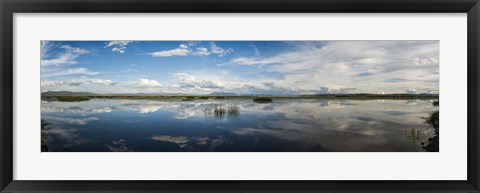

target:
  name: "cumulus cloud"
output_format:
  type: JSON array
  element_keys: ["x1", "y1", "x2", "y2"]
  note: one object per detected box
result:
[
  {"x1": 172, "y1": 73, "x2": 224, "y2": 89},
  {"x1": 405, "y1": 88, "x2": 417, "y2": 94},
  {"x1": 105, "y1": 41, "x2": 130, "y2": 48},
  {"x1": 194, "y1": 47, "x2": 210, "y2": 56},
  {"x1": 87, "y1": 79, "x2": 116, "y2": 86},
  {"x1": 413, "y1": 57, "x2": 439, "y2": 65},
  {"x1": 222, "y1": 41, "x2": 439, "y2": 94},
  {"x1": 148, "y1": 71, "x2": 363, "y2": 96},
  {"x1": 147, "y1": 43, "x2": 233, "y2": 58},
  {"x1": 424, "y1": 88, "x2": 439, "y2": 94},
  {"x1": 138, "y1": 78, "x2": 162, "y2": 87},
  {"x1": 105, "y1": 41, "x2": 131, "y2": 53},
  {"x1": 316, "y1": 87, "x2": 357, "y2": 94},
  {"x1": 112, "y1": 47, "x2": 126, "y2": 53}
]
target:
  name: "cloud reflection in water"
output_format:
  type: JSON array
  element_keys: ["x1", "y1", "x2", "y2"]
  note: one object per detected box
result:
[{"x1": 41, "y1": 99, "x2": 437, "y2": 152}]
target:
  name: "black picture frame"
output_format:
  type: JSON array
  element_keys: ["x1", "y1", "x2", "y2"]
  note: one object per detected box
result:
[{"x1": 1, "y1": 0, "x2": 479, "y2": 192}]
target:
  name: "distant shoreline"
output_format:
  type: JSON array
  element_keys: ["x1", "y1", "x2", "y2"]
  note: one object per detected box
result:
[{"x1": 41, "y1": 94, "x2": 439, "y2": 102}]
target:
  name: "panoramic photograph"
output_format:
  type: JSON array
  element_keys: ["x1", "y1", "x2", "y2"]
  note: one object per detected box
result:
[{"x1": 40, "y1": 40, "x2": 439, "y2": 152}]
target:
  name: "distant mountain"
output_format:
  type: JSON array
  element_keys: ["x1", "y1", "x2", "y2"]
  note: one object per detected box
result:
[
  {"x1": 41, "y1": 91, "x2": 98, "y2": 96},
  {"x1": 209, "y1": 92, "x2": 238, "y2": 96}
]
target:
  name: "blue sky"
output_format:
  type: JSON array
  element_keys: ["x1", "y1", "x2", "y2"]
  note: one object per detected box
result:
[{"x1": 41, "y1": 41, "x2": 439, "y2": 95}]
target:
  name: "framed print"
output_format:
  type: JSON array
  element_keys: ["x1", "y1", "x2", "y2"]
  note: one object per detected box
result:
[{"x1": 1, "y1": 0, "x2": 479, "y2": 192}]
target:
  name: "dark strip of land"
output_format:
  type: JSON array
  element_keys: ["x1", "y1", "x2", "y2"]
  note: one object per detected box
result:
[{"x1": 41, "y1": 93, "x2": 439, "y2": 102}]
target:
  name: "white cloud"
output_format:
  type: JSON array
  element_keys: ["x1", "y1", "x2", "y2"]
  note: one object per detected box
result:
[
  {"x1": 41, "y1": 78, "x2": 116, "y2": 88},
  {"x1": 42, "y1": 68, "x2": 99, "y2": 78},
  {"x1": 42, "y1": 116, "x2": 99, "y2": 125},
  {"x1": 105, "y1": 41, "x2": 131, "y2": 53},
  {"x1": 172, "y1": 73, "x2": 224, "y2": 89},
  {"x1": 210, "y1": 42, "x2": 233, "y2": 56},
  {"x1": 88, "y1": 79, "x2": 116, "y2": 86},
  {"x1": 41, "y1": 45, "x2": 89, "y2": 66},
  {"x1": 147, "y1": 42, "x2": 233, "y2": 58},
  {"x1": 137, "y1": 105, "x2": 164, "y2": 114},
  {"x1": 413, "y1": 57, "x2": 439, "y2": 65},
  {"x1": 107, "y1": 139, "x2": 130, "y2": 152},
  {"x1": 41, "y1": 54, "x2": 78, "y2": 66},
  {"x1": 60, "y1": 45, "x2": 89, "y2": 55},
  {"x1": 315, "y1": 87, "x2": 357, "y2": 94},
  {"x1": 41, "y1": 105, "x2": 115, "y2": 115},
  {"x1": 149, "y1": 72, "x2": 350, "y2": 95},
  {"x1": 105, "y1": 41, "x2": 129, "y2": 48},
  {"x1": 225, "y1": 57, "x2": 271, "y2": 66},
  {"x1": 41, "y1": 41, "x2": 53, "y2": 58},
  {"x1": 187, "y1": 41, "x2": 200, "y2": 46},
  {"x1": 112, "y1": 47, "x2": 126, "y2": 53},
  {"x1": 147, "y1": 46, "x2": 189, "y2": 57},
  {"x1": 222, "y1": 41, "x2": 439, "y2": 94},
  {"x1": 41, "y1": 80, "x2": 83, "y2": 87},
  {"x1": 405, "y1": 88, "x2": 417, "y2": 94},
  {"x1": 193, "y1": 47, "x2": 210, "y2": 56},
  {"x1": 138, "y1": 78, "x2": 162, "y2": 87},
  {"x1": 150, "y1": 135, "x2": 189, "y2": 148}
]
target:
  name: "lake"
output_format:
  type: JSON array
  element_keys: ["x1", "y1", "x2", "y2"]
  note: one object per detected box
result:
[{"x1": 41, "y1": 99, "x2": 438, "y2": 152}]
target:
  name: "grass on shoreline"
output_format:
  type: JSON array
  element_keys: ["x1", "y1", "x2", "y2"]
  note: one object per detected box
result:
[
  {"x1": 43, "y1": 96, "x2": 90, "y2": 102},
  {"x1": 422, "y1": 101, "x2": 439, "y2": 152},
  {"x1": 253, "y1": 97, "x2": 273, "y2": 103}
]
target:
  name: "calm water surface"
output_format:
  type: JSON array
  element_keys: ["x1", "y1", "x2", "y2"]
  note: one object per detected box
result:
[{"x1": 41, "y1": 99, "x2": 437, "y2": 152}]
